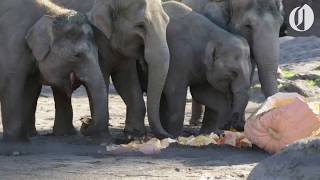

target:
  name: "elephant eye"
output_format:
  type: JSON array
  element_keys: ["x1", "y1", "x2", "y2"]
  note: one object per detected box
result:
[
  {"x1": 244, "y1": 24, "x2": 252, "y2": 31},
  {"x1": 73, "y1": 52, "x2": 83, "y2": 59},
  {"x1": 135, "y1": 23, "x2": 146, "y2": 34},
  {"x1": 230, "y1": 70, "x2": 238, "y2": 79}
]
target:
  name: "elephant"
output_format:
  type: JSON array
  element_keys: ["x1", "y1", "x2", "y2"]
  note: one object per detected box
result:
[
  {"x1": 0, "y1": 0, "x2": 109, "y2": 141},
  {"x1": 0, "y1": 0, "x2": 171, "y2": 142},
  {"x1": 44, "y1": 0, "x2": 171, "y2": 139},
  {"x1": 138, "y1": 2, "x2": 251, "y2": 137},
  {"x1": 280, "y1": 0, "x2": 320, "y2": 37},
  {"x1": 180, "y1": 0, "x2": 284, "y2": 126}
]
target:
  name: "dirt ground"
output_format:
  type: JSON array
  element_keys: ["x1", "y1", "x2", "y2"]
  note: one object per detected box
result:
[
  {"x1": 0, "y1": 36, "x2": 320, "y2": 179},
  {"x1": 0, "y1": 88, "x2": 268, "y2": 180}
]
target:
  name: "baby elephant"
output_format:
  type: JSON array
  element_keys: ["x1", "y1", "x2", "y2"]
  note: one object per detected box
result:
[
  {"x1": 144, "y1": 2, "x2": 251, "y2": 137},
  {"x1": 0, "y1": 0, "x2": 109, "y2": 141}
]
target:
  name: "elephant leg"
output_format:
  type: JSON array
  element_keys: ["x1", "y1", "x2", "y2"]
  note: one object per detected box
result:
[
  {"x1": 160, "y1": 94, "x2": 168, "y2": 129},
  {"x1": 200, "y1": 107, "x2": 220, "y2": 134},
  {"x1": 111, "y1": 60, "x2": 146, "y2": 139},
  {"x1": 25, "y1": 75, "x2": 42, "y2": 137},
  {"x1": 1, "y1": 75, "x2": 32, "y2": 142},
  {"x1": 190, "y1": 99, "x2": 204, "y2": 126},
  {"x1": 190, "y1": 85, "x2": 232, "y2": 133},
  {"x1": 52, "y1": 87, "x2": 76, "y2": 136},
  {"x1": 162, "y1": 86, "x2": 188, "y2": 137}
]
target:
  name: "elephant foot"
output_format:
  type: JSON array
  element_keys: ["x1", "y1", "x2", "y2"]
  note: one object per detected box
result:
[
  {"x1": 2, "y1": 134, "x2": 29, "y2": 143},
  {"x1": 124, "y1": 127, "x2": 146, "y2": 141},
  {"x1": 230, "y1": 113, "x2": 245, "y2": 131},
  {"x1": 164, "y1": 123, "x2": 183, "y2": 138},
  {"x1": 114, "y1": 135, "x2": 145, "y2": 146},
  {"x1": 53, "y1": 126, "x2": 77, "y2": 136},
  {"x1": 231, "y1": 122, "x2": 245, "y2": 131},
  {"x1": 80, "y1": 122, "x2": 111, "y2": 137},
  {"x1": 189, "y1": 117, "x2": 202, "y2": 126},
  {"x1": 28, "y1": 128, "x2": 38, "y2": 137},
  {"x1": 165, "y1": 130, "x2": 181, "y2": 139},
  {"x1": 79, "y1": 116, "x2": 112, "y2": 144}
]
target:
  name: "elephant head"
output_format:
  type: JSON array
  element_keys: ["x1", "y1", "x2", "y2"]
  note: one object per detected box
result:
[
  {"x1": 204, "y1": 37, "x2": 251, "y2": 130},
  {"x1": 226, "y1": 0, "x2": 283, "y2": 97},
  {"x1": 87, "y1": 0, "x2": 171, "y2": 138},
  {"x1": 183, "y1": 0, "x2": 283, "y2": 97},
  {"x1": 26, "y1": 12, "x2": 109, "y2": 137}
]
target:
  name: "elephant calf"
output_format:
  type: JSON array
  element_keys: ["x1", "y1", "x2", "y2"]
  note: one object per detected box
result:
[
  {"x1": 0, "y1": 0, "x2": 109, "y2": 142},
  {"x1": 182, "y1": 0, "x2": 284, "y2": 126},
  {"x1": 139, "y1": 2, "x2": 251, "y2": 137}
]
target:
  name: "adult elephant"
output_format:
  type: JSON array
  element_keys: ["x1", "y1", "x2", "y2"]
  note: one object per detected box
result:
[
  {"x1": 281, "y1": 0, "x2": 320, "y2": 37},
  {"x1": 0, "y1": 0, "x2": 108, "y2": 142},
  {"x1": 181, "y1": 0, "x2": 283, "y2": 126},
  {"x1": 49, "y1": 0, "x2": 171, "y2": 138}
]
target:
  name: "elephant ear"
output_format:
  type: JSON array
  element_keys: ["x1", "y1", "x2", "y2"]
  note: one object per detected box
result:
[
  {"x1": 87, "y1": 0, "x2": 113, "y2": 39},
  {"x1": 26, "y1": 15, "x2": 54, "y2": 61},
  {"x1": 203, "y1": 2, "x2": 229, "y2": 27},
  {"x1": 225, "y1": 0, "x2": 250, "y2": 21},
  {"x1": 204, "y1": 41, "x2": 217, "y2": 68}
]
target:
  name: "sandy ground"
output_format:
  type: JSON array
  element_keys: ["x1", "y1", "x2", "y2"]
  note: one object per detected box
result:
[
  {"x1": 0, "y1": 88, "x2": 268, "y2": 179},
  {"x1": 0, "y1": 89, "x2": 268, "y2": 180},
  {"x1": 0, "y1": 36, "x2": 319, "y2": 179}
]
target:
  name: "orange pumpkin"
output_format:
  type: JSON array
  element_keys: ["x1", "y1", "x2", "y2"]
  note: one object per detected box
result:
[{"x1": 244, "y1": 93, "x2": 320, "y2": 154}]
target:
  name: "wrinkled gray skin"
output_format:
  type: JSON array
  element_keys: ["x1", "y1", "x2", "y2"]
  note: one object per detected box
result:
[
  {"x1": 281, "y1": 0, "x2": 320, "y2": 37},
  {"x1": 248, "y1": 138, "x2": 320, "y2": 180},
  {"x1": 0, "y1": 0, "x2": 108, "y2": 141},
  {"x1": 139, "y1": 2, "x2": 251, "y2": 137},
  {"x1": 182, "y1": 0, "x2": 283, "y2": 126},
  {"x1": 190, "y1": 85, "x2": 238, "y2": 134},
  {"x1": 47, "y1": 0, "x2": 171, "y2": 139}
]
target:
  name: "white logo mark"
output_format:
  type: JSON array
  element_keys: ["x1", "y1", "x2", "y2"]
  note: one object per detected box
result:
[{"x1": 289, "y1": 4, "x2": 314, "y2": 32}]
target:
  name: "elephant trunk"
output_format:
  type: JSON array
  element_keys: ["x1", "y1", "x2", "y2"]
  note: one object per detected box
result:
[
  {"x1": 231, "y1": 60, "x2": 251, "y2": 130},
  {"x1": 144, "y1": 23, "x2": 172, "y2": 139},
  {"x1": 79, "y1": 62, "x2": 109, "y2": 136},
  {"x1": 252, "y1": 20, "x2": 280, "y2": 97}
]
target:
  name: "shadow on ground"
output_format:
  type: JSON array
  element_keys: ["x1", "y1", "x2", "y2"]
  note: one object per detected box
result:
[{"x1": 0, "y1": 127, "x2": 269, "y2": 169}]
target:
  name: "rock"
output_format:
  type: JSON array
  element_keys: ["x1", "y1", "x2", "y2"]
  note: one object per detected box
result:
[
  {"x1": 280, "y1": 37, "x2": 320, "y2": 65},
  {"x1": 278, "y1": 62, "x2": 320, "y2": 97},
  {"x1": 293, "y1": 73, "x2": 320, "y2": 81},
  {"x1": 248, "y1": 138, "x2": 320, "y2": 180},
  {"x1": 279, "y1": 80, "x2": 309, "y2": 96},
  {"x1": 279, "y1": 79, "x2": 320, "y2": 97},
  {"x1": 282, "y1": 61, "x2": 320, "y2": 75}
]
